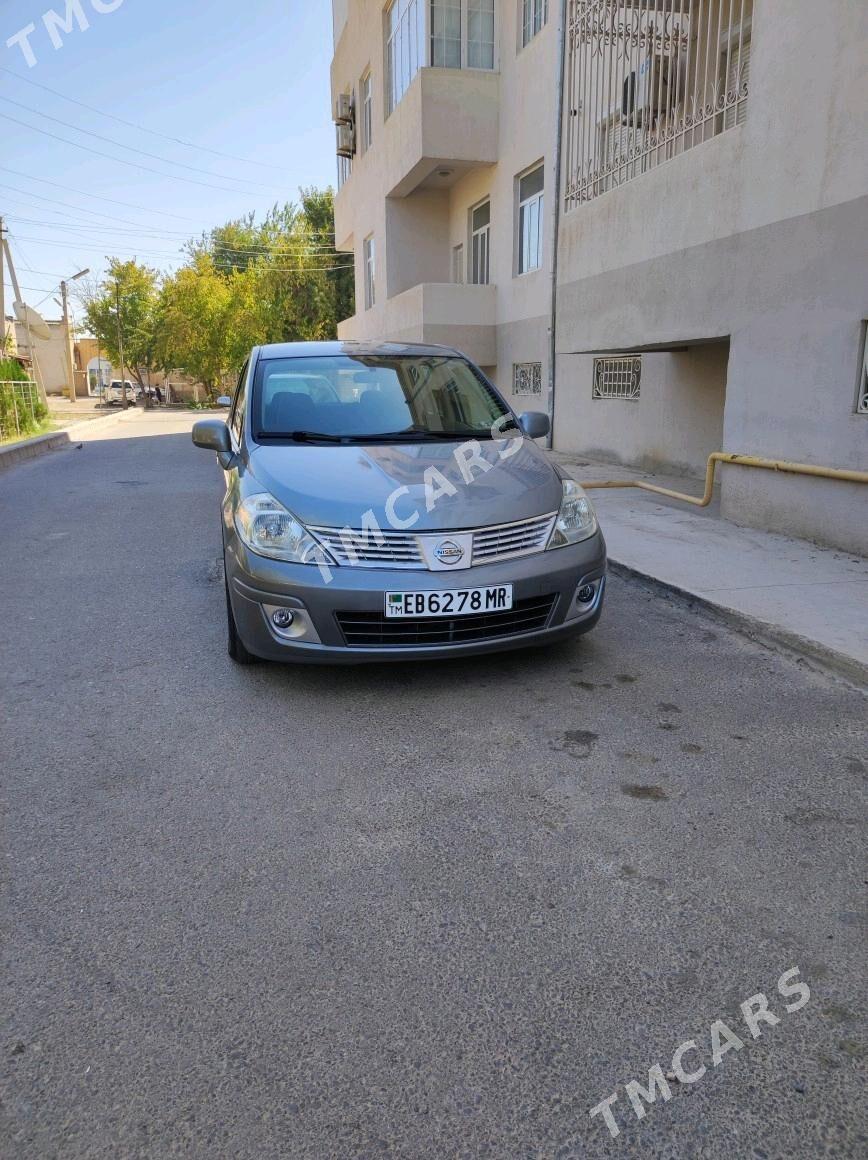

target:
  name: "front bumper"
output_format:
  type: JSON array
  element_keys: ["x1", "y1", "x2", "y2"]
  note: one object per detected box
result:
[{"x1": 224, "y1": 529, "x2": 607, "y2": 664}]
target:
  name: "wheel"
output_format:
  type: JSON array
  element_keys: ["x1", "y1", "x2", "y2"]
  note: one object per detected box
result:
[{"x1": 225, "y1": 574, "x2": 257, "y2": 665}]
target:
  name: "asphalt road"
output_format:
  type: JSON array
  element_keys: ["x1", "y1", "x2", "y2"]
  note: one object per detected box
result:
[{"x1": 1, "y1": 413, "x2": 865, "y2": 1159}]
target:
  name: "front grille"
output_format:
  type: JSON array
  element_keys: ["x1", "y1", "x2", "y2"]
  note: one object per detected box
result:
[
  {"x1": 310, "y1": 513, "x2": 557, "y2": 571},
  {"x1": 472, "y1": 513, "x2": 555, "y2": 563},
  {"x1": 335, "y1": 594, "x2": 558, "y2": 648},
  {"x1": 310, "y1": 527, "x2": 424, "y2": 568}
]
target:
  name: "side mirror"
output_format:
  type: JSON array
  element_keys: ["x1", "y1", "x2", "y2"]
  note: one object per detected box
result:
[
  {"x1": 518, "y1": 411, "x2": 550, "y2": 439},
  {"x1": 192, "y1": 419, "x2": 232, "y2": 453},
  {"x1": 215, "y1": 395, "x2": 232, "y2": 408}
]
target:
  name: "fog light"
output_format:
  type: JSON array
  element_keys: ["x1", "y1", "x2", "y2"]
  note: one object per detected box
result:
[
  {"x1": 271, "y1": 608, "x2": 295, "y2": 629},
  {"x1": 577, "y1": 584, "x2": 596, "y2": 605}
]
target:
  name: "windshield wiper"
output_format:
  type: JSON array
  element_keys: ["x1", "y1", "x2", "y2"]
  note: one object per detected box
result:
[
  {"x1": 259, "y1": 426, "x2": 510, "y2": 444},
  {"x1": 259, "y1": 430, "x2": 349, "y2": 443},
  {"x1": 357, "y1": 427, "x2": 499, "y2": 442}
]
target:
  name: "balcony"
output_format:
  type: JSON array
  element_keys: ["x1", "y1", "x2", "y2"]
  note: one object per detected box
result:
[
  {"x1": 382, "y1": 67, "x2": 499, "y2": 198},
  {"x1": 337, "y1": 282, "x2": 497, "y2": 367}
]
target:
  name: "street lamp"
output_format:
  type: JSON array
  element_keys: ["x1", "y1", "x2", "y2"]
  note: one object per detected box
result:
[{"x1": 60, "y1": 268, "x2": 89, "y2": 404}]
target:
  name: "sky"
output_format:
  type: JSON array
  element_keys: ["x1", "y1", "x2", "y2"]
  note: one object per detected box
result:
[{"x1": 0, "y1": 0, "x2": 337, "y2": 324}]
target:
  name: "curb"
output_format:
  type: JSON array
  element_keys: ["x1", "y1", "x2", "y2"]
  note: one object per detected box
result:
[
  {"x1": 0, "y1": 409, "x2": 142, "y2": 473},
  {"x1": 608, "y1": 559, "x2": 868, "y2": 690}
]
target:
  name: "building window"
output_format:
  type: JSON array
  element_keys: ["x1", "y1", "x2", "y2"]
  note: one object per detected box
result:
[
  {"x1": 467, "y1": 0, "x2": 495, "y2": 69},
  {"x1": 431, "y1": 0, "x2": 462, "y2": 66},
  {"x1": 565, "y1": 0, "x2": 753, "y2": 209},
  {"x1": 386, "y1": 0, "x2": 424, "y2": 116},
  {"x1": 387, "y1": 1, "x2": 496, "y2": 115},
  {"x1": 722, "y1": 32, "x2": 751, "y2": 130},
  {"x1": 470, "y1": 200, "x2": 491, "y2": 285},
  {"x1": 593, "y1": 356, "x2": 641, "y2": 400},
  {"x1": 857, "y1": 322, "x2": 868, "y2": 415},
  {"x1": 520, "y1": 0, "x2": 547, "y2": 48},
  {"x1": 517, "y1": 164, "x2": 544, "y2": 274},
  {"x1": 361, "y1": 70, "x2": 373, "y2": 152},
  {"x1": 431, "y1": 0, "x2": 495, "y2": 70},
  {"x1": 452, "y1": 243, "x2": 465, "y2": 284},
  {"x1": 363, "y1": 235, "x2": 376, "y2": 309},
  {"x1": 337, "y1": 154, "x2": 352, "y2": 190},
  {"x1": 513, "y1": 361, "x2": 542, "y2": 396},
  {"x1": 335, "y1": 86, "x2": 354, "y2": 187}
]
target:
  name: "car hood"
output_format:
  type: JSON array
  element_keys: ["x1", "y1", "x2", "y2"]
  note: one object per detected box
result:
[{"x1": 246, "y1": 438, "x2": 563, "y2": 530}]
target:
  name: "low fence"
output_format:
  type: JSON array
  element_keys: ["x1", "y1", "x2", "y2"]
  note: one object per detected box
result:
[{"x1": 0, "y1": 380, "x2": 44, "y2": 441}]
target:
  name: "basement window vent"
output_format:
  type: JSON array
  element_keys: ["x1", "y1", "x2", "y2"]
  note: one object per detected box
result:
[
  {"x1": 513, "y1": 361, "x2": 543, "y2": 396},
  {"x1": 593, "y1": 356, "x2": 641, "y2": 400},
  {"x1": 858, "y1": 323, "x2": 868, "y2": 415}
]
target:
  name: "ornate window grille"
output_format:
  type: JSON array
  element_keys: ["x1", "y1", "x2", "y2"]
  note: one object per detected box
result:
[
  {"x1": 593, "y1": 356, "x2": 641, "y2": 399},
  {"x1": 565, "y1": 0, "x2": 752, "y2": 210},
  {"x1": 513, "y1": 362, "x2": 543, "y2": 396}
]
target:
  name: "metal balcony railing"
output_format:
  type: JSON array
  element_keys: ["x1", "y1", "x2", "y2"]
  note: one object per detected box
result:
[{"x1": 565, "y1": 0, "x2": 752, "y2": 209}]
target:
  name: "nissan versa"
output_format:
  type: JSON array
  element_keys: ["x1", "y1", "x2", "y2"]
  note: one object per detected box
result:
[{"x1": 192, "y1": 342, "x2": 606, "y2": 664}]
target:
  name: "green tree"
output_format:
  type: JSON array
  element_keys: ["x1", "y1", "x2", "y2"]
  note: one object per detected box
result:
[
  {"x1": 82, "y1": 259, "x2": 161, "y2": 390},
  {"x1": 94, "y1": 188, "x2": 354, "y2": 394},
  {"x1": 156, "y1": 254, "x2": 244, "y2": 395}
]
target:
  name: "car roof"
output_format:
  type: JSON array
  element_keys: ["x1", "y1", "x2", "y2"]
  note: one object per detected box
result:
[{"x1": 255, "y1": 340, "x2": 463, "y2": 360}]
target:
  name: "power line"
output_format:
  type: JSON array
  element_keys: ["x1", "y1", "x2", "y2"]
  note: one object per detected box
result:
[
  {"x1": 2, "y1": 213, "x2": 340, "y2": 249},
  {"x1": 0, "y1": 66, "x2": 297, "y2": 174},
  {"x1": 0, "y1": 180, "x2": 204, "y2": 233},
  {"x1": 0, "y1": 166, "x2": 339, "y2": 242},
  {"x1": 0, "y1": 165, "x2": 203, "y2": 223},
  {"x1": 0, "y1": 111, "x2": 287, "y2": 198},
  {"x1": 6, "y1": 233, "x2": 354, "y2": 272},
  {"x1": 0, "y1": 94, "x2": 289, "y2": 194},
  {"x1": 1, "y1": 210, "x2": 342, "y2": 253},
  {"x1": 3, "y1": 284, "x2": 62, "y2": 295}
]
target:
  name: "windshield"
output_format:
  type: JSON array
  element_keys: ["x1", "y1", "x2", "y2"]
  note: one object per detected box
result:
[{"x1": 252, "y1": 354, "x2": 514, "y2": 442}]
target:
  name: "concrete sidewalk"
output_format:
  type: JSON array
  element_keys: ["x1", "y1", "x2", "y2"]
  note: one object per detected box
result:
[{"x1": 555, "y1": 453, "x2": 868, "y2": 685}]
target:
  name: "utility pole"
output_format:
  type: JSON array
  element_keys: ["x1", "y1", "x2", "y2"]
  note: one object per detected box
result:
[
  {"x1": 115, "y1": 282, "x2": 127, "y2": 409},
  {"x1": 60, "y1": 280, "x2": 76, "y2": 404},
  {"x1": 3, "y1": 236, "x2": 45, "y2": 401},
  {"x1": 96, "y1": 336, "x2": 104, "y2": 403}
]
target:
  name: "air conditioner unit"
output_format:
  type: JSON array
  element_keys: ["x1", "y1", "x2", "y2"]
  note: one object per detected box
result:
[
  {"x1": 334, "y1": 92, "x2": 354, "y2": 125},
  {"x1": 622, "y1": 55, "x2": 672, "y2": 126},
  {"x1": 336, "y1": 122, "x2": 355, "y2": 158}
]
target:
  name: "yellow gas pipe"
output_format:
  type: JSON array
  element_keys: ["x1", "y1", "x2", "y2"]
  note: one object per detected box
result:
[{"x1": 581, "y1": 452, "x2": 868, "y2": 507}]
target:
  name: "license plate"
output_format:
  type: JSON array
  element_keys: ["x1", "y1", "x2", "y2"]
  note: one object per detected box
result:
[{"x1": 385, "y1": 585, "x2": 513, "y2": 618}]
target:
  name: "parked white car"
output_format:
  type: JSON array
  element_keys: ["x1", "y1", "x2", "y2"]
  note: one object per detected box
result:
[{"x1": 106, "y1": 380, "x2": 137, "y2": 405}]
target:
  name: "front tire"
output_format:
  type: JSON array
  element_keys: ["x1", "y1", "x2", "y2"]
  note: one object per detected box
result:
[{"x1": 225, "y1": 574, "x2": 257, "y2": 665}]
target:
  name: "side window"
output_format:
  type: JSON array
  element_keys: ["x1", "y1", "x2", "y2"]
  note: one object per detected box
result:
[{"x1": 231, "y1": 360, "x2": 249, "y2": 442}]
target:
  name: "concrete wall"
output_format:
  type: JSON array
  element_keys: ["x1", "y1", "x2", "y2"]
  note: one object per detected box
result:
[
  {"x1": 556, "y1": 343, "x2": 729, "y2": 478},
  {"x1": 385, "y1": 191, "x2": 451, "y2": 297},
  {"x1": 555, "y1": 0, "x2": 868, "y2": 553}
]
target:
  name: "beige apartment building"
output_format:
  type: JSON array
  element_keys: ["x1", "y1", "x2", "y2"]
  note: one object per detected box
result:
[
  {"x1": 331, "y1": 0, "x2": 558, "y2": 399},
  {"x1": 330, "y1": 0, "x2": 868, "y2": 553}
]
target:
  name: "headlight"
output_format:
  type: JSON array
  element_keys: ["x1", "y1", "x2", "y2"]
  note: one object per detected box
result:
[
  {"x1": 547, "y1": 479, "x2": 598, "y2": 548},
  {"x1": 235, "y1": 493, "x2": 333, "y2": 564}
]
